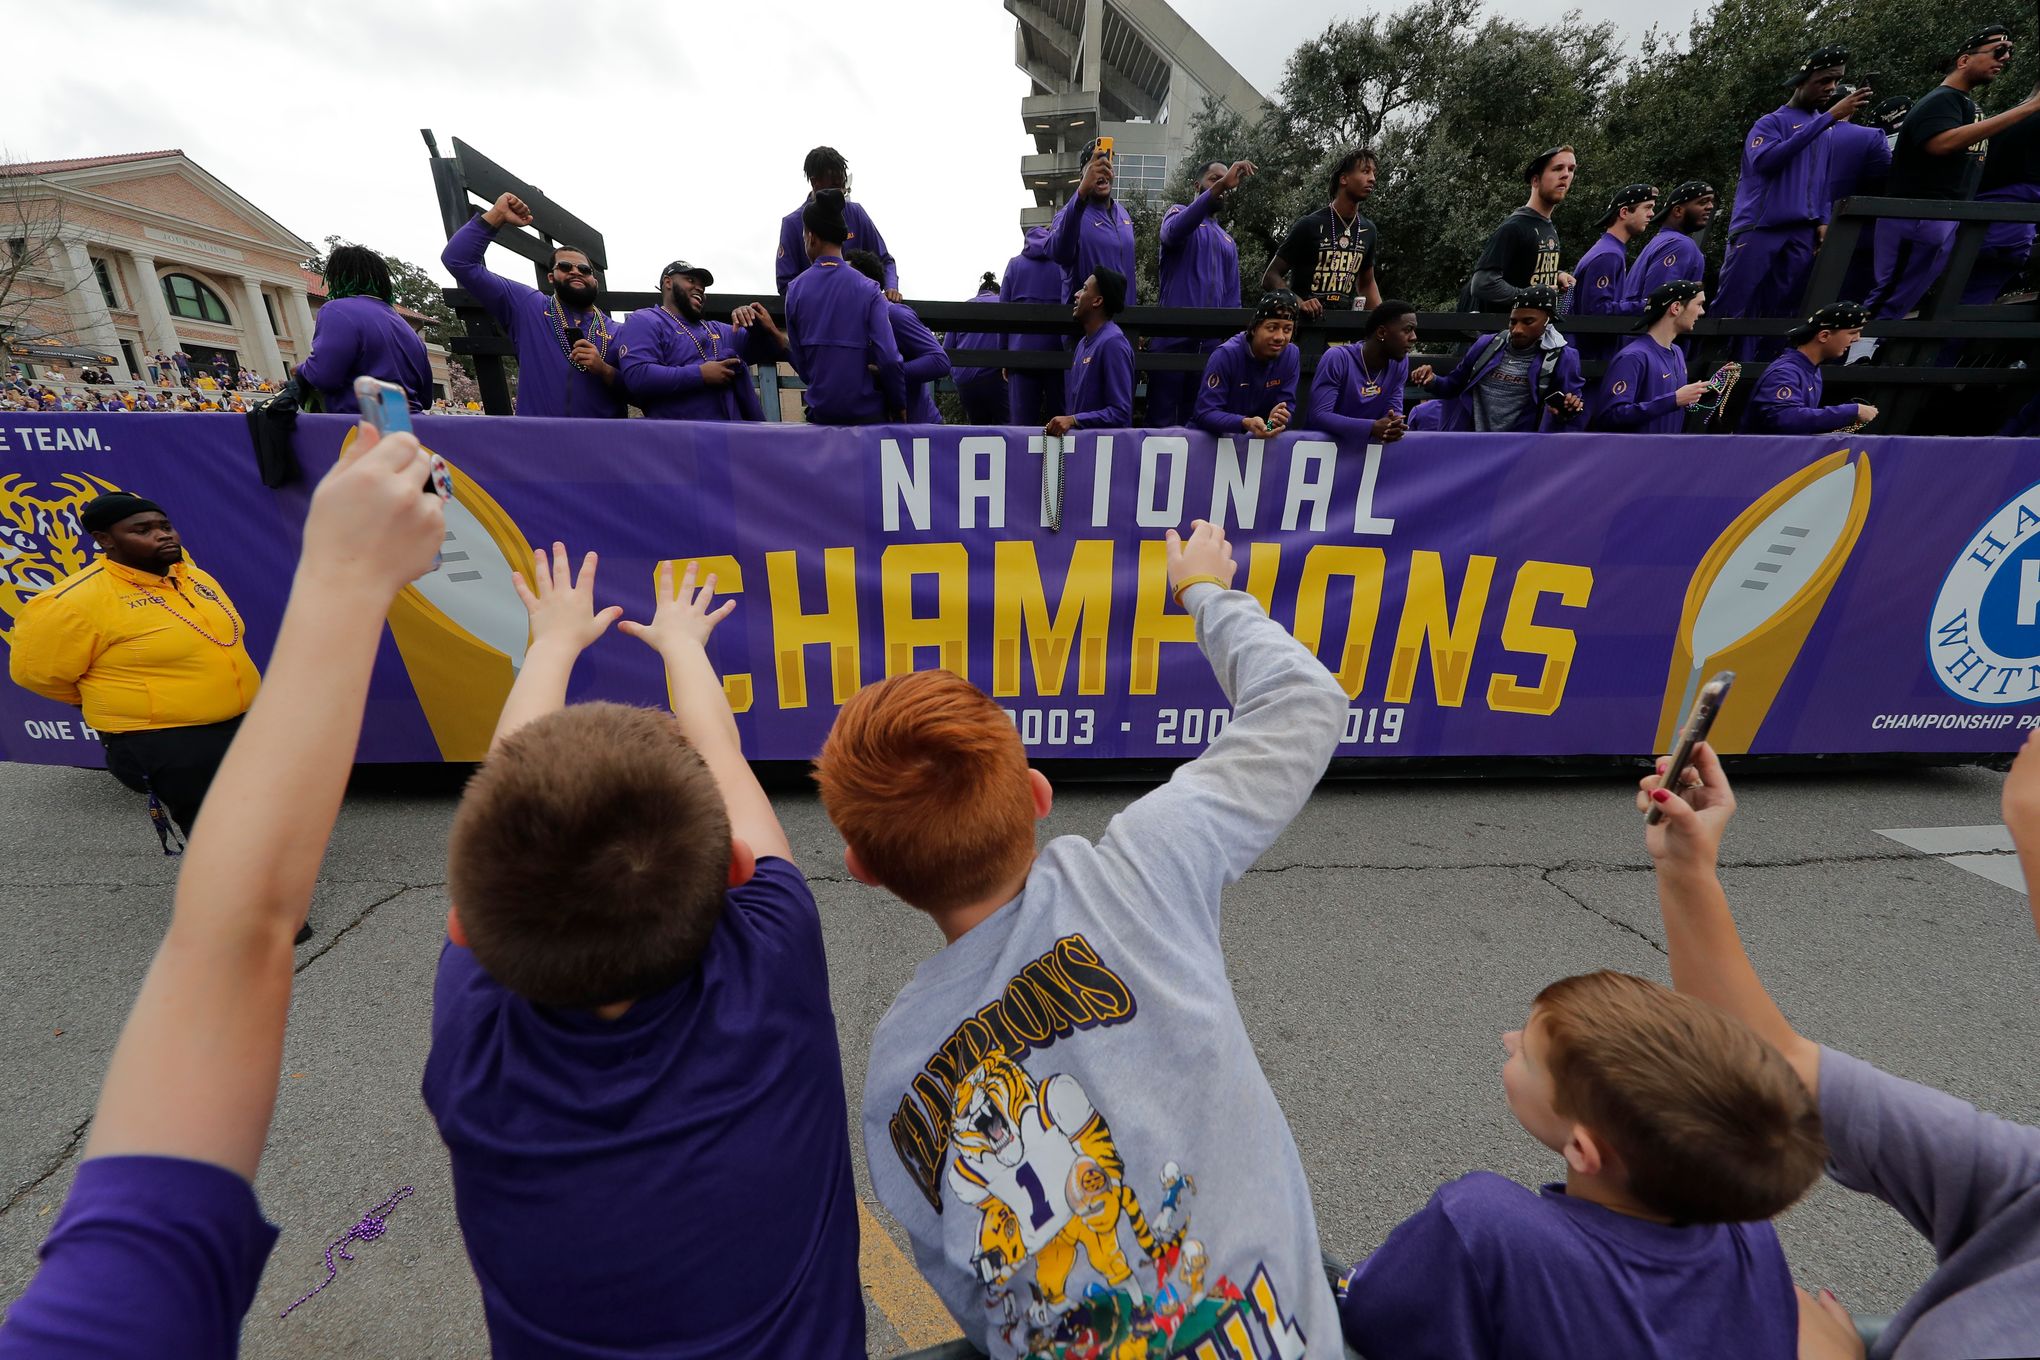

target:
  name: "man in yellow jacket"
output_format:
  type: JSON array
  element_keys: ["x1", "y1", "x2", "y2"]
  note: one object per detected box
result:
[{"x1": 10, "y1": 492, "x2": 261, "y2": 852}]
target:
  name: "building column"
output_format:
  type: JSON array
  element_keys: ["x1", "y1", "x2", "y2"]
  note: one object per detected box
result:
[
  {"x1": 58, "y1": 239, "x2": 121, "y2": 359},
  {"x1": 283, "y1": 286, "x2": 318, "y2": 371},
  {"x1": 124, "y1": 248, "x2": 182, "y2": 358},
  {"x1": 238, "y1": 276, "x2": 286, "y2": 381}
]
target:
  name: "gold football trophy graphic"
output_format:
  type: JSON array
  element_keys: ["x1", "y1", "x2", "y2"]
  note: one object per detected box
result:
[
  {"x1": 338, "y1": 429, "x2": 533, "y2": 760},
  {"x1": 1656, "y1": 449, "x2": 1872, "y2": 754}
]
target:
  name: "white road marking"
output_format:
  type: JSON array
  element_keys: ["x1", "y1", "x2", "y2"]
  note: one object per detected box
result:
[{"x1": 1876, "y1": 825, "x2": 2027, "y2": 894}]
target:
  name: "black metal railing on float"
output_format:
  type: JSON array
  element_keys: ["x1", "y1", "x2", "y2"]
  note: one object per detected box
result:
[{"x1": 425, "y1": 132, "x2": 2039, "y2": 437}]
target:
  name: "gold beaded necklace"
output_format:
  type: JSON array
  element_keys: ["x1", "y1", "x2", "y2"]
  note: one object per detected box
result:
[{"x1": 135, "y1": 573, "x2": 243, "y2": 648}]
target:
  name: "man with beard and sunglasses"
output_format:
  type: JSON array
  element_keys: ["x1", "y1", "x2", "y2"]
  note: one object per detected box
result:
[
  {"x1": 1867, "y1": 26, "x2": 2040, "y2": 319},
  {"x1": 440, "y1": 192, "x2": 625, "y2": 418},
  {"x1": 616, "y1": 261, "x2": 789, "y2": 423}
]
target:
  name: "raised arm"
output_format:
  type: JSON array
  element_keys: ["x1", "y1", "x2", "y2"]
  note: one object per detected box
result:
[
  {"x1": 1639, "y1": 742, "x2": 1821, "y2": 1094},
  {"x1": 86, "y1": 428, "x2": 444, "y2": 1177},
  {"x1": 439, "y1": 195, "x2": 537, "y2": 329},
  {"x1": 1923, "y1": 91, "x2": 2040, "y2": 156},
  {"x1": 1095, "y1": 521, "x2": 1347, "y2": 932},
  {"x1": 620, "y1": 561, "x2": 792, "y2": 863},
  {"x1": 486, "y1": 542, "x2": 624, "y2": 756},
  {"x1": 1746, "y1": 109, "x2": 1836, "y2": 173}
]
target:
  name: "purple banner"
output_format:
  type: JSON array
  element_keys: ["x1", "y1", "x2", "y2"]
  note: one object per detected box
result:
[{"x1": 3, "y1": 412, "x2": 2038, "y2": 767}]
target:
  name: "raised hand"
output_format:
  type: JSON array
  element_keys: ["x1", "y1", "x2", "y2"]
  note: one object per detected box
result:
[
  {"x1": 512, "y1": 542, "x2": 623, "y2": 655},
  {"x1": 1636, "y1": 741, "x2": 1736, "y2": 871},
  {"x1": 1218, "y1": 159, "x2": 1258, "y2": 194},
  {"x1": 620, "y1": 559, "x2": 737, "y2": 655},
  {"x1": 1829, "y1": 86, "x2": 1873, "y2": 123},
  {"x1": 483, "y1": 192, "x2": 534, "y2": 229},
  {"x1": 302, "y1": 428, "x2": 445, "y2": 599},
  {"x1": 1165, "y1": 519, "x2": 1238, "y2": 594}
]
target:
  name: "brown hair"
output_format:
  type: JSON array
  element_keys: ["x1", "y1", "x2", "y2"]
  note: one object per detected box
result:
[
  {"x1": 448, "y1": 703, "x2": 731, "y2": 1007},
  {"x1": 814, "y1": 671, "x2": 1036, "y2": 912},
  {"x1": 1534, "y1": 970, "x2": 1826, "y2": 1223}
]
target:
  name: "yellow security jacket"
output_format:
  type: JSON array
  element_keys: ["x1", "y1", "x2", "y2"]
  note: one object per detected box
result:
[{"x1": 9, "y1": 558, "x2": 260, "y2": 733}]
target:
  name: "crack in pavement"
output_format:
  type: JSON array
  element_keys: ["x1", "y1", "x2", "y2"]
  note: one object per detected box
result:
[
  {"x1": 1539, "y1": 867, "x2": 1667, "y2": 956},
  {"x1": 2, "y1": 1116, "x2": 91, "y2": 1218},
  {"x1": 294, "y1": 882, "x2": 444, "y2": 975}
]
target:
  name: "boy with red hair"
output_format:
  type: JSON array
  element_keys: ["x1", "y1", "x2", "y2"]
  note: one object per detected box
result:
[{"x1": 817, "y1": 521, "x2": 1348, "y2": 1359}]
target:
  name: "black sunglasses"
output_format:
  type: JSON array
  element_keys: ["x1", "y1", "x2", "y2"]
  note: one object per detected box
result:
[{"x1": 552, "y1": 261, "x2": 596, "y2": 276}]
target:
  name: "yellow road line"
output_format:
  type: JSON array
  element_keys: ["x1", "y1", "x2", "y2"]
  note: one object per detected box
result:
[{"x1": 859, "y1": 1198, "x2": 960, "y2": 1349}]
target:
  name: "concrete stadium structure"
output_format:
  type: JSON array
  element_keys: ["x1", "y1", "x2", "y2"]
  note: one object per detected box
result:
[{"x1": 1007, "y1": 0, "x2": 1268, "y2": 227}]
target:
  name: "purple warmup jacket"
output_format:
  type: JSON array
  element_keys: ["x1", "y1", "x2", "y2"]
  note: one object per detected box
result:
[
  {"x1": 784, "y1": 256, "x2": 906, "y2": 425},
  {"x1": 1000, "y1": 228, "x2": 1067, "y2": 349},
  {"x1": 888, "y1": 300, "x2": 950, "y2": 424},
  {"x1": 1727, "y1": 104, "x2": 1843, "y2": 233},
  {"x1": 295, "y1": 295, "x2": 431, "y2": 414},
  {"x1": 614, "y1": 308, "x2": 783, "y2": 422},
  {"x1": 1826, "y1": 120, "x2": 1893, "y2": 205},
  {"x1": 1741, "y1": 347, "x2": 1859, "y2": 434},
  {"x1": 1572, "y1": 232, "x2": 1638, "y2": 320},
  {"x1": 1048, "y1": 191, "x2": 1136, "y2": 306},
  {"x1": 1191, "y1": 332, "x2": 1299, "y2": 435},
  {"x1": 1308, "y1": 345, "x2": 1408, "y2": 444},
  {"x1": 948, "y1": 285, "x2": 1005, "y2": 385},
  {"x1": 1623, "y1": 227, "x2": 1706, "y2": 309},
  {"x1": 1157, "y1": 187, "x2": 1238, "y2": 309},
  {"x1": 1591, "y1": 335, "x2": 1689, "y2": 433},
  {"x1": 1064, "y1": 320, "x2": 1133, "y2": 428},
  {"x1": 776, "y1": 199, "x2": 895, "y2": 295},
  {"x1": 439, "y1": 214, "x2": 625, "y2": 418}
]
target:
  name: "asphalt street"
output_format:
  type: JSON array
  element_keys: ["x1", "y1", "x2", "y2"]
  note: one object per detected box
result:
[{"x1": 2, "y1": 756, "x2": 2035, "y2": 1357}]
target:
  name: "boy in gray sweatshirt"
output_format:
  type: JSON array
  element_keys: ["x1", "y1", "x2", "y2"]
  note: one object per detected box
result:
[{"x1": 817, "y1": 520, "x2": 1347, "y2": 1360}]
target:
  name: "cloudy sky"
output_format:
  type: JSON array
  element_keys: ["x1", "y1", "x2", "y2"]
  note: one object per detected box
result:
[{"x1": 10, "y1": 0, "x2": 1697, "y2": 301}]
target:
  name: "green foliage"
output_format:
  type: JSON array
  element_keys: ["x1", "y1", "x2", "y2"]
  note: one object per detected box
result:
[{"x1": 1177, "y1": 0, "x2": 2034, "y2": 308}]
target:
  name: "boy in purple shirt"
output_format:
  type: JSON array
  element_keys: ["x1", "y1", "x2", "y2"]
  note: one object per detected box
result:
[
  {"x1": 0, "y1": 427, "x2": 446, "y2": 1359},
  {"x1": 1621, "y1": 181, "x2": 1713, "y2": 308},
  {"x1": 1643, "y1": 736, "x2": 2040, "y2": 1357},
  {"x1": 1591, "y1": 279, "x2": 1709, "y2": 433},
  {"x1": 1149, "y1": 158, "x2": 1253, "y2": 426},
  {"x1": 776, "y1": 145, "x2": 897, "y2": 297},
  {"x1": 849, "y1": 249, "x2": 949, "y2": 423},
  {"x1": 785, "y1": 191, "x2": 907, "y2": 426},
  {"x1": 296, "y1": 245, "x2": 432, "y2": 414},
  {"x1": 422, "y1": 553, "x2": 863, "y2": 1358},
  {"x1": 440, "y1": 191, "x2": 625, "y2": 419},
  {"x1": 1049, "y1": 140, "x2": 1137, "y2": 314},
  {"x1": 1308, "y1": 299, "x2": 1416, "y2": 445},
  {"x1": 1741, "y1": 301, "x2": 1878, "y2": 434},
  {"x1": 1192, "y1": 290, "x2": 1299, "y2": 437},
  {"x1": 1338, "y1": 965, "x2": 1823, "y2": 1360},
  {"x1": 616, "y1": 260, "x2": 786, "y2": 422},
  {"x1": 1001, "y1": 226, "x2": 1069, "y2": 425},
  {"x1": 1047, "y1": 266, "x2": 1133, "y2": 433}
]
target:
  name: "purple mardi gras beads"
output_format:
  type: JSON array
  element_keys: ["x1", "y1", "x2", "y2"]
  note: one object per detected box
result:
[{"x1": 280, "y1": 1186, "x2": 415, "y2": 1319}]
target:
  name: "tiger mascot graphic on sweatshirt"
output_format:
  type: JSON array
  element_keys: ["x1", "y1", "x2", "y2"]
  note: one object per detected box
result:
[{"x1": 949, "y1": 1049, "x2": 1171, "y2": 1307}]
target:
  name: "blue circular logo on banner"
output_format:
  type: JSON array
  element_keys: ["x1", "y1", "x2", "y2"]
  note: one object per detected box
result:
[{"x1": 1929, "y1": 480, "x2": 2040, "y2": 705}]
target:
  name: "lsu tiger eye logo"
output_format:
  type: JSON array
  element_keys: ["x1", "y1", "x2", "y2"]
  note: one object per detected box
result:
[
  {"x1": 1611, "y1": 380, "x2": 1629, "y2": 396},
  {"x1": 0, "y1": 473, "x2": 121, "y2": 646},
  {"x1": 1929, "y1": 479, "x2": 2040, "y2": 705}
]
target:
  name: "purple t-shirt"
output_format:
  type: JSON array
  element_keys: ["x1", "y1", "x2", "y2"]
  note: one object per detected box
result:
[
  {"x1": 420, "y1": 856, "x2": 863, "y2": 1359},
  {"x1": 1819, "y1": 1046, "x2": 2040, "y2": 1359},
  {"x1": 1337, "y1": 1171, "x2": 1796, "y2": 1360},
  {"x1": 0, "y1": 1156, "x2": 279, "y2": 1359}
]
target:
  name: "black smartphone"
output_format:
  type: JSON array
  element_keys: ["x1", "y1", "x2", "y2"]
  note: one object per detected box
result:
[
  {"x1": 1860, "y1": 71, "x2": 1884, "y2": 91},
  {"x1": 564, "y1": 327, "x2": 584, "y2": 346},
  {"x1": 1544, "y1": 388, "x2": 1572, "y2": 411},
  {"x1": 1648, "y1": 671, "x2": 1734, "y2": 825}
]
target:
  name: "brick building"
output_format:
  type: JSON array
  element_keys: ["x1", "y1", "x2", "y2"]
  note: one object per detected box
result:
[{"x1": 2, "y1": 150, "x2": 450, "y2": 396}]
